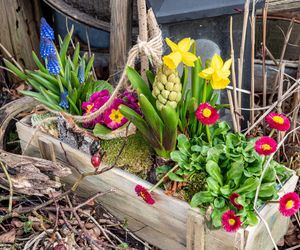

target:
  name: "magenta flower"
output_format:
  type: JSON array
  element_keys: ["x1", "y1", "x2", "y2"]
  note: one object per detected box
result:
[
  {"x1": 279, "y1": 192, "x2": 300, "y2": 217},
  {"x1": 103, "y1": 98, "x2": 128, "y2": 130},
  {"x1": 229, "y1": 193, "x2": 243, "y2": 210},
  {"x1": 135, "y1": 185, "x2": 155, "y2": 205},
  {"x1": 265, "y1": 112, "x2": 290, "y2": 132},
  {"x1": 255, "y1": 136, "x2": 277, "y2": 156},
  {"x1": 195, "y1": 103, "x2": 219, "y2": 125},
  {"x1": 82, "y1": 90, "x2": 110, "y2": 128},
  {"x1": 221, "y1": 210, "x2": 241, "y2": 232}
]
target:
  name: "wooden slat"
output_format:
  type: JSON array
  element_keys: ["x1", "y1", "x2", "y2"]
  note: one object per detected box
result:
[
  {"x1": 38, "y1": 137, "x2": 56, "y2": 162},
  {"x1": 268, "y1": 0, "x2": 300, "y2": 12}
]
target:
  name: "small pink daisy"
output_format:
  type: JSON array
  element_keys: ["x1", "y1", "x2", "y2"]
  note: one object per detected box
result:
[
  {"x1": 255, "y1": 136, "x2": 277, "y2": 156},
  {"x1": 221, "y1": 210, "x2": 241, "y2": 232},
  {"x1": 266, "y1": 112, "x2": 290, "y2": 131},
  {"x1": 135, "y1": 185, "x2": 155, "y2": 205},
  {"x1": 229, "y1": 193, "x2": 243, "y2": 210},
  {"x1": 279, "y1": 192, "x2": 300, "y2": 217},
  {"x1": 195, "y1": 103, "x2": 219, "y2": 125}
]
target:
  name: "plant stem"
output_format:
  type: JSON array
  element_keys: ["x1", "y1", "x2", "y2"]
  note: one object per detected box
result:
[
  {"x1": 206, "y1": 125, "x2": 212, "y2": 146},
  {"x1": 269, "y1": 129, "x2": 275, "y2": 137},
  {"x1": 202, "y1": 80, "x2": 208, "y2": 103},
  {"x1": 149, "y1": 165, "x2": 178, "y2": 192}
]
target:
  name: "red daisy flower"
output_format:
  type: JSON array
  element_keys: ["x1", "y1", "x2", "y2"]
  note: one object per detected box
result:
[
  {"x1": 255, "y1": 136, "x2": 277, "y2": 156},
  {"x1": 195, "y1": 103, "x2": 219, "y2": 125},
  {"x1": 279, "y1": 192, "x2": 300, "y2": 217},
  {"x1": 266, "y1": 112, "x2": 290, "y2": 131},
  {"x1": 221, "y1": 210, "x2": 241, "y2": 232},
  {"x1": 229, "y1": 193, "x2": 243, "y2": 210},
  {"x1": 135, "y1": 185, "x2": 155, "y2": 205}
]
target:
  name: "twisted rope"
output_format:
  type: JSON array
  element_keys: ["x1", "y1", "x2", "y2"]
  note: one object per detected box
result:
[{"x1": 65, "y1": 31, "x2": 162, "y2": 123}]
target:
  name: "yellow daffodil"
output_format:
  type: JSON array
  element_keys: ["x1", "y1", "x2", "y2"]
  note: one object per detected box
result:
[
  {"x1": 199, "y1": 54, "x2": 232, "y2": 90},
  {"x1": 163, "y1": 38, "x2": 197, "y2": 69}
]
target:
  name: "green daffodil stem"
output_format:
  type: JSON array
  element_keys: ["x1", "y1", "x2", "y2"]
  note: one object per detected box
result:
[
  {"x1": 202, "y1": 80, "x2": 208, "y2": 103},
  {"x1": 206, "y1": 125, "x2": 212, "y2": 146},
  {"x1": 149, "y1": 165, "x2": 178, "y2": 193},
  {"x1": 269, "y1": 129, "x2": 276, "y2": 137}
]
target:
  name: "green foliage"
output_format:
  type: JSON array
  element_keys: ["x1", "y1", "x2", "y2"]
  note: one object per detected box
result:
[
  {"x1": 4, "y1": 29, "x2": 112, "y2": 115},
  {"x1": 119, "y1": 67, "x2": 179, "y2": 158},
  {"x1": 171, "y1": 121, "x2": 292, "y2": 228}
]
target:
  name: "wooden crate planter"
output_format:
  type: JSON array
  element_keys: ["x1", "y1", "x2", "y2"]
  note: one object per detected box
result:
[{"x1": 16, "y1": 117, "x2": 298, "y2": 250}]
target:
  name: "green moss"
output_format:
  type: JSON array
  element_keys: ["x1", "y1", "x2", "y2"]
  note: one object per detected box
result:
[
  {"x1": 100, "y1": 132, "x2": 154, "y2": 178},
  {"x1": 184, "y1": 172, "x2": 207, "y2": 202}
]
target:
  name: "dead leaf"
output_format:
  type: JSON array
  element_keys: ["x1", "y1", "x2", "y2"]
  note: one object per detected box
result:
[
  {"x1": 0, "y1": 228, "x2": 16, "y2": 243},
  {"x1": 11, "y1": 218, "x2": 23, "y2": 228}
]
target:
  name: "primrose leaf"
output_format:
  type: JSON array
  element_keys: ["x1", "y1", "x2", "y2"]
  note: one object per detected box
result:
[
  {"x1": 213, "y1": 197, "x2": 225, "y2": 209},
  {"x1": 234, "y1": 177, "x2": 259, "y2": 194},
  {"x1": 190, "y1": 191, "x2": 214, "y2": 207},
  {"x1": 246, "y1": 211, "x2": 259, "y2": 226},
  {"x1": 206, "y1": 160, "x2": 223, "y2": 186},
  {"x1": 168, "y1": 172, "x2": 184, "y2": 182},
  {"x1": 207, "y1": 177, "x2": 220, "y2": 194}
]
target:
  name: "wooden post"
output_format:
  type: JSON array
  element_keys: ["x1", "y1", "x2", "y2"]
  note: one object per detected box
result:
[
  {"x1": 186, "y1": 209, "x2": 205, "y2": 250},
  {"x1": 137, "y1": 0, "x2": 148, "y2": 81},
  {"x1": 0, "y1": 0, "x2": 40, "y2": 84},
  {"x1": 109, "y1": 0, "x2": 132, "y2": 85}
]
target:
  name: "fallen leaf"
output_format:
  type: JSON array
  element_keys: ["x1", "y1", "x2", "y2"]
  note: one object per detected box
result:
[{"x1": 0, "y1": 228, "x2": 16, "y2": 243}]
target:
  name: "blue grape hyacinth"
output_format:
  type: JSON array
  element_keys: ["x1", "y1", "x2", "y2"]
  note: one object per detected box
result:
[
  {"x1": 59, "y1": 89, "x2": 69, "y2": 109},
  {"x1": 40, "y1": 17, "x2": 54, "y2": 40},
  {"x1": 78, "y1": 64, "x2": 85, "y2": 84},
  {"x1": 40, "y1": 37, "x2": 56, "y2": 59},
  {"x1": 47, "y1": 53, "x2": 60, "y2": 75}
]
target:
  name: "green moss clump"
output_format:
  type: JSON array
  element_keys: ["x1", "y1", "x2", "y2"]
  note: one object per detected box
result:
[
  {"x1": 100, "y1": 132, "x2": 154, "y2": 178},
  {"x1": 184, "y1": 172, "x2": 207, "y2": 202}
]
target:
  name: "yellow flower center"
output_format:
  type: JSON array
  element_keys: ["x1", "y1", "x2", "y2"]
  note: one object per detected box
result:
[
  {"x1": 228, "y1": 219, "x2": 236, "y2": 225},
  {"x1": 86, "y1": 104, "x2": 94, "y2": 114},
  {"x1": 109, "y1": 109, "x2": 124, "y2": 124},
  {"x1": 202, "y1": 108, "x2": 212, "y2": 118},
  {"x1": 272, "y1": 115, "x2": 284, "y2": 124},
  {"x1": 262, "y1": 144, "x2": 271, "y2": 151},
  {"x1": 286, "y1": 200, "x2": 294, "y2": 209}
]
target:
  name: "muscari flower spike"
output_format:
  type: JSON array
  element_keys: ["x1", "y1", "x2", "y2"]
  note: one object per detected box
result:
[
  {"x1": 40, "y1": 37, "x2": 56, "y2": 59},
  {"x1": 279, "y1": 192, "x2": 300, "y2": 217},
  {"x1": 78, "y1": 64, "x2": 85, "y2": 84},
  {"x1": 40, "y1": 17, "x2": 54, "y2": 40},
  {"x1": 135, "y1": 185, "x2": 155, "y2": 205},
  {"x1": 47, "y1": 53, "x2": 60, "y2": 75},
  {"x1": 229, "y1": 193, "x2": 243, "y2": 210},
  {"x1": 195, "y1": 102, "x2": 219, "y2": 125},
  {"x1": 255, "y1": 136, "x2": 277, "y2": 156},
  {"x1": 266, "y1": 112, "x2": 290, "y2": 132},
  {"x1": 59, "y1": 89, "x2": 69, "y2": 109},
  {"x1": 221, "y1": 210, "x2": 241, "y2": 232}
]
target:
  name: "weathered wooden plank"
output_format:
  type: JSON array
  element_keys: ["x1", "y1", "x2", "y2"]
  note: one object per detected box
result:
[
  {"x1": 268, "y1": 0, "x2": 300, "y2": 12},
  {"x1": 102, "y1": 206, "x2": 186, "y2": 250},
  {"x1": 0, "y1": 0, "x2": 40, "y2": 72},
  {"x1": 109, "y1": 0, "x2": 132, "y2": 84}
]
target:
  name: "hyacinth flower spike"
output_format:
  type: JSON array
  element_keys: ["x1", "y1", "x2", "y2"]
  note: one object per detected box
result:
[
  {"x1": 40, "y1": 17, "x2": 54, "y2": 40},
  {"x1": 78, "y1": 63, "x2": 85, "y2": 84},
  {"x1": 47, "y1": 53, "x2": 61, "y2": 75},
  {"x1": 40, "y1": 37, "x2": 56, "y2": 59},
  {"x1": 59, "y1": 89, "x2": 69, "y2": 109}
]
